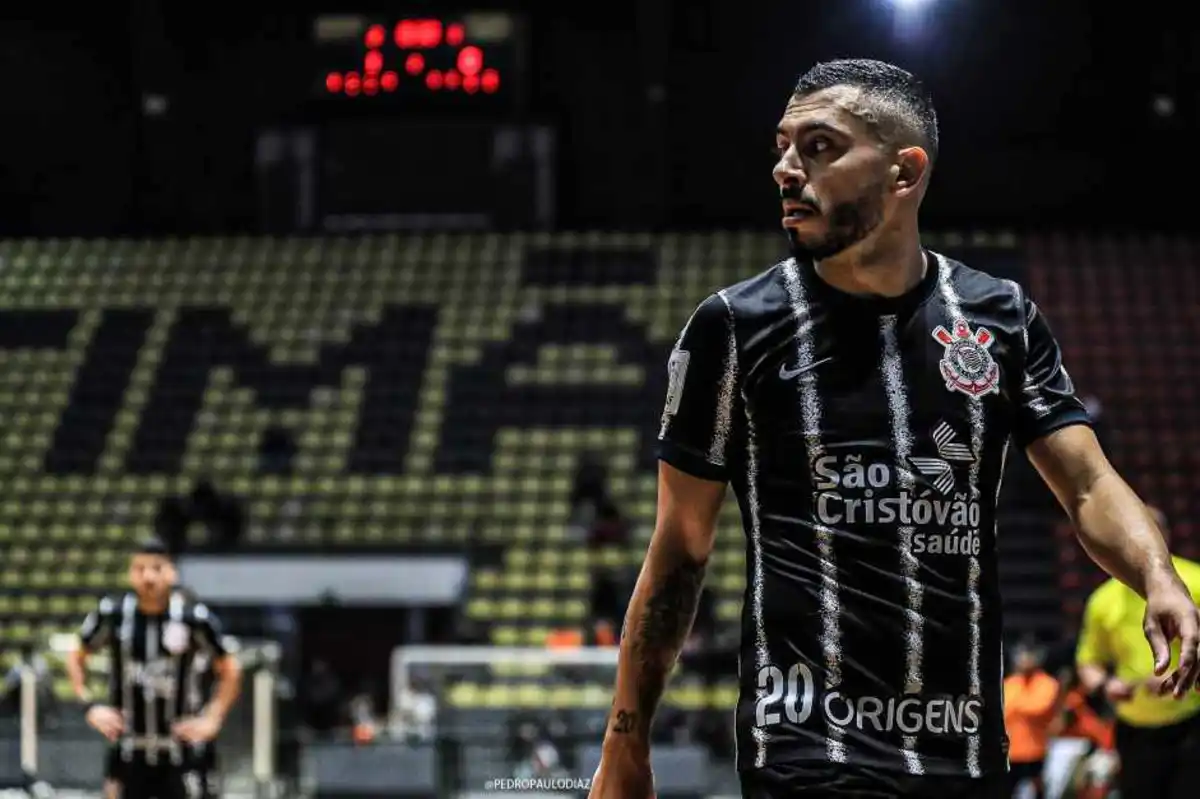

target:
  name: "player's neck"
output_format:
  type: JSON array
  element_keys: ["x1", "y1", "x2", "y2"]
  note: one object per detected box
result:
[
  {"x1": 812, "y1": 229, "x2": 926, "y2": 299},
  {"x1": 137, "y1": 594, "x2": 169, "y2": 614}
]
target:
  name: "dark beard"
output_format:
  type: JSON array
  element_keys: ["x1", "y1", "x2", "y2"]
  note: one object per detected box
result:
[{"x1": 787, "y1": 191, "x2": 884, "y2": 261}]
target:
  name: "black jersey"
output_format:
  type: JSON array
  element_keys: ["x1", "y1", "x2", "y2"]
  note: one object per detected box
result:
[
  {"x1": 657, "y1": 253, "x2": 1089, "y2": 779},
  {"x1": 80, "y1": 591, "x2": 228, "y2": 767},
  {"x1": 185, "y1": 634, "x2": 221, "y2": 773}
]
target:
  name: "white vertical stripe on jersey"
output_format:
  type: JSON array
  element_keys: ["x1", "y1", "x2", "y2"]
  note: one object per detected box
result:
[
  {"x1": 146, "y1": 617, "x2": 160, "y2": 765},
  {"x1": 709, "y1": 290, "x2": 748, "y2": 765},
  {"x1": 782, "y1": 259, "x2": 846, "y2": 763},
  {"x1": 879, "y1": 314, "x2": 925, "y2": 776},
  {"x1": 120, "y1": 593, "x2": 136, "y2": 761},
  {"x1": 743, "y1": 409, "x2": 769, "y2": 767},
  {"x1": 995, "y1": 437, "x2": 1011, "y2": 769},
  {"x1": 935, "y1": 253, "x2": 986, "y2": 777},
  {"x1": 708, "y1": 292, "x2": 738, "y2": 466},
  {"x1": 167, "y1": 593, "x2": 185, "y2": 765}
]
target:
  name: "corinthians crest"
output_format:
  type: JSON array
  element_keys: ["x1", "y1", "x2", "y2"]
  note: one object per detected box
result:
[{"x1": 932, "y1": 321, "x2": 1000, "y2": 397}]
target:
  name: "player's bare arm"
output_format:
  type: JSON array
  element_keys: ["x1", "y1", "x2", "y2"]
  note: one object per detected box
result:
[
  {"x1": 175, "y1": 651, "x2": 242, "y2": 743},
  {"x1": 590, "y1": 462, "x2": 724, "y2": 796},
  {"x1": 1028, "y1": 424, "x2": 1200, "y2": 694},
  {"x1": 65, "y1": 642, "x2": 91, "y2": 703},
  {"x1": 70, "y1": 604, "x2": 126, "y2": 741}
]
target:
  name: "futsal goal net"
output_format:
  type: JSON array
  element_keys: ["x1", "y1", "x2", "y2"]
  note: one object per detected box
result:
[{"x1": 391, "y1": 645, "x2": 620, "y2": 797}]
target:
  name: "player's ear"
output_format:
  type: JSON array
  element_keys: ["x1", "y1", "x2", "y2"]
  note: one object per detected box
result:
[{"x1": 893, "y1": 146, "x2": 930, "y2": 198}]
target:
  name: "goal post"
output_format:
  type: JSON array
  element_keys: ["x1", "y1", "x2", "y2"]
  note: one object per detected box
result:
[
  {"x1": 391, "y1": 645, "x2": 621, "y2": 797},
  {"x1": 391, "y1": 645, "x2": 619, "y2": 709}
]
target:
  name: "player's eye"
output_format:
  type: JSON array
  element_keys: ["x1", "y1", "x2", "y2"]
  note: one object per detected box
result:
[{"x1": 804, "y1": 136, "x2": 833, "y2": 156}]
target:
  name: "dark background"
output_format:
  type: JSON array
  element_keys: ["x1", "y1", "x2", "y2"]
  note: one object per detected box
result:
[{"x1": 0, "y1": 0, "x2": 1194, "y2": 237}]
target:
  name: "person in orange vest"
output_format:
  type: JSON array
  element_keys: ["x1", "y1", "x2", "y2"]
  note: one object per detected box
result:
[{"x1": 1004, "y1": 640, "x2": 1059, "y2": 799}]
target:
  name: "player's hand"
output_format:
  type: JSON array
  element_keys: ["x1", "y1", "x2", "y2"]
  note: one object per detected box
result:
[
  {"x1": 1102, "y1": 677, "x2": 1136, "y2": 703},
  {"x1": 588, "y1": 745, "x2": 654, "y2": 799},
  {"x1": 86, "y1": 705, "x2": 125, "y2": 741},
  {"x1": 1143, "y1": 573, "x2": 1200, "y2": 697},
  {"x1": 172, "y1": 714, "x2": 221, "y2": 743},
  {"x1": 1144, "y1": 673, "x2": 1174, "y2": 696}
]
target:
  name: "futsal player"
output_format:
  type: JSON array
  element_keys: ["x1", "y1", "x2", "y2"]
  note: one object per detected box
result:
[
  {"x1": 66, "y1": 538, "x2": 242, "y2": 799},
  {"x1": 590, "y1": 59, "x2": 1200, "y2": 798},
  {"x1": 1076, "y1": 507, "x2": 1200, "y2": 799}
]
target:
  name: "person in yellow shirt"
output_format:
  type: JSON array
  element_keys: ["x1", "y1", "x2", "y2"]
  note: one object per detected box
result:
[
  {"x1": 1076, "y1": 508, "x2": 1200, "y2": 799},
  {"x1": 1003, "y1": 640, "x2": 1059, "y2": 799}
]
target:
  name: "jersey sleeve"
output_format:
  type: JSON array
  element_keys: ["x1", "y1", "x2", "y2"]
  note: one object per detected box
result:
[
  {"x1": 1075, "y1": 588, "x2": 1113, "y2": 668},
  {"x1": 1012, "y1": 296, "x2": 1091, "y2": 448},
  {"x1": 78, "y1": 595, "x2": 117, "y2": 651},
  {"x1": 656, "y1": 293, "x2": 741, "y2": 483},
  {"x1": 192, "y1": 603, "x2": 230, "y2": 658}
]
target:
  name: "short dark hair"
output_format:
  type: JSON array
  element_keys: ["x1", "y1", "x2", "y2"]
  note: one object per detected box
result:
[
  {"x1": 134, "y1": 536, "x2": 172, "y2": 558},
  {"x1": 793, "y1": 58, "x2": 938, "y2": 163}
]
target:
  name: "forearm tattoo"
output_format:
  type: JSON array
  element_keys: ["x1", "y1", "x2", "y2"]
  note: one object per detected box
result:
[{"x1": 610, "y1": 555, "x2": 707, "y2": 736}]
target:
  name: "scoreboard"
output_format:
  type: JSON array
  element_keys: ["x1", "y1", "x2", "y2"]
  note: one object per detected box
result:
[{"x1": 313, "y1": 12, "x2": 523, "y2": 110}]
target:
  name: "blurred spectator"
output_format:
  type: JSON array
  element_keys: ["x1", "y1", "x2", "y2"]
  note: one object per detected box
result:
[
  {"x1": 590, "y1": 571, "x2": 628, "y2": 626},
  {"x1": 1046, "y1": 664, "x2": 1117, "y2": 799},
  {"x1": 570, "y1": 450, "x2": 609, "y2": 526},
  {"x1": 590, "y1": 570, "x2": 634, "y2": 645},
  {"x1": 303, "y1": 659, "x2": 343, "y2": 736},
  {"x1": 154, "y1": 478, "x2": 246, "y2": 553},
  {"x1": 1004, "y1": 639, "x2": 1057, "y2": 799},
  {"x1": 591, "y1": 618, "x2": 618, "y2": 647},
  {"x1": 546, "y1": 628, "x2": 583, "y2": 649},
  {"x1": 349, "y1": 682, "x2": 380, "y2": 745},
  {"x1": 391, "y1": 677, "x2": 437, "y2": 744},
  {"x1": 1075, "y1": 507, "x2": 1200, "y2": 799},
  {"x1": 588, "y1": 499, "x2": 630, "y2": 548},
  {"x1": 190, "y1": 479, "x2": 245, "y2": 551},
  {"x1": 509, "y1": 715, "x2": 568, "y2": 780}
]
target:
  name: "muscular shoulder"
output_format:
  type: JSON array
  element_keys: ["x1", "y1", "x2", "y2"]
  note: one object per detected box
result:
[
  {"x1": 936, "y1": 254, "x2": 1026, "y2": 317},
  {"x1": 707, "y1": 260, "x2": 791, "y2": 328},
  {"x1": 186, "y1": 600, "x2": 217, "y2": 625},
  {"x1": 94, "y1": 593, "x2": 129, "y2": 617}
]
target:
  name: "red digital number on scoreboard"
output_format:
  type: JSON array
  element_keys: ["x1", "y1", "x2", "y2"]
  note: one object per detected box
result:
[{"x1": 325, "y1": 19, "x2": 501, "y2": 97}]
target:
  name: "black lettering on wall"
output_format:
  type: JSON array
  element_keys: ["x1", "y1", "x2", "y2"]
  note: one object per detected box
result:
[
  {"x1": 435, "y1": 304, "x2": 670, "y2": 474},
  {"x1": 45, "y1": 309, "x2": 154, "y2": 474},
  {"x1": 126, "y1": 305, "x2": 437, "y2": 474}
]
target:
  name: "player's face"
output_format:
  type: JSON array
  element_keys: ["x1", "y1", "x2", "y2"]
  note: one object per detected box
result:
[
  {"x1": 1014, "y1": 649, "x2": 1040, "y2": 674},
  {"x1": 772, "y1": 87, "x2": 895, "y2": 260},
  {"x1": 129, "y1": 554, "x2": 176, "y2": 601}
]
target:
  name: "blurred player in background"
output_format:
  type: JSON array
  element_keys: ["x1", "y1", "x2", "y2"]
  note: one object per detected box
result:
[
  {"x1": 1076, "y1": 508, "x2": 1200, "y2": 799},
  {"x1": 66, "y1": 538, "x2": 241, "y2": 799},
  {"x1": 590, "y1": 59, "x2": 1200, "y2": 799},
  {"x1": 1003, "y1": 640, "x2": 1058, "y2": 798}
]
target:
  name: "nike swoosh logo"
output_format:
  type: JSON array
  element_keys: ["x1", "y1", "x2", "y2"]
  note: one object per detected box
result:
[{"x1": 779, "y1": 356, "x2": 832, "y2": 381}]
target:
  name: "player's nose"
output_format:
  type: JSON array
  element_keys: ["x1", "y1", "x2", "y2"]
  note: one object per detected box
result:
[{"x1": 773, "y1": 155, "x2": 805, "y2": 189}]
